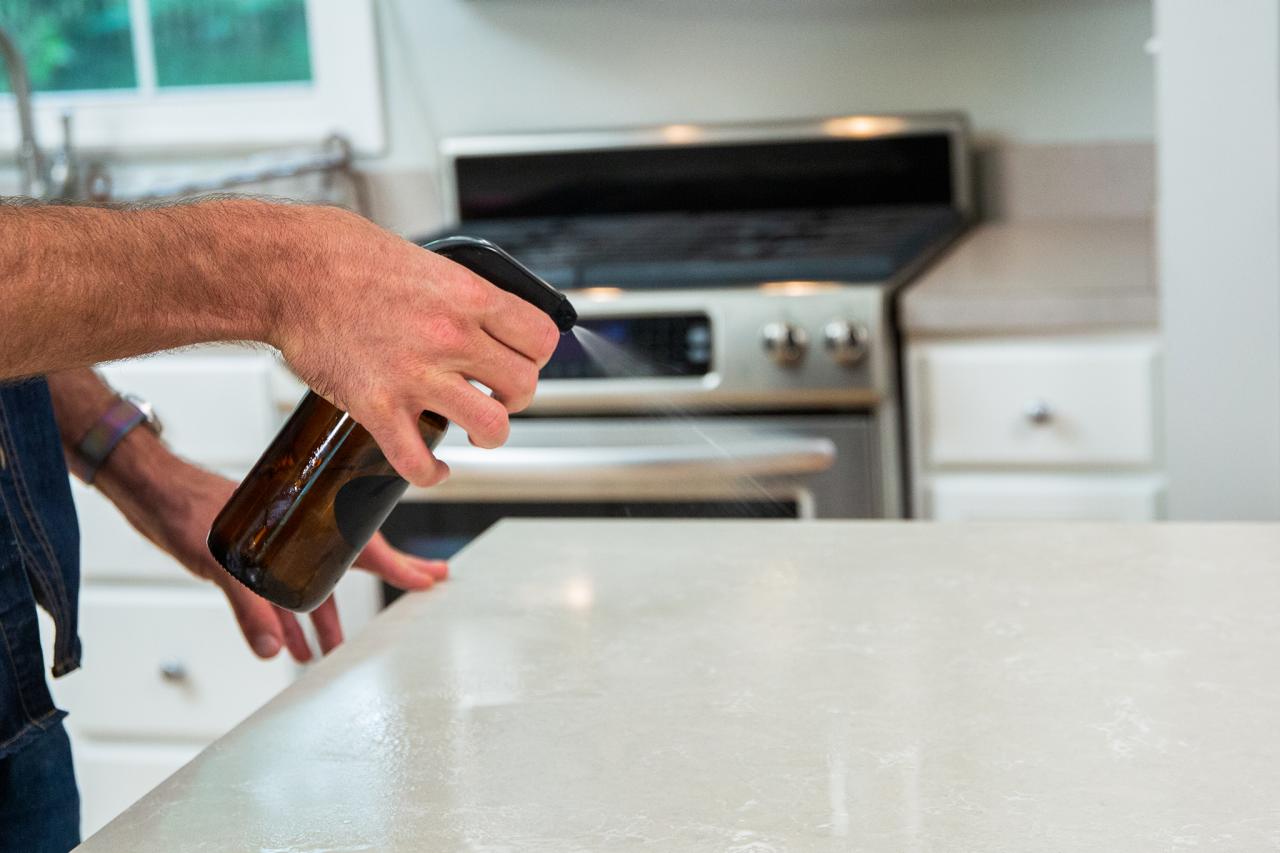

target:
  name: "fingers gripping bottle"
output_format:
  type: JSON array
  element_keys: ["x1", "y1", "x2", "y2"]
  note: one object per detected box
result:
[{"x1": 207, "y1": 238, "x2": 577, "y2": 612}]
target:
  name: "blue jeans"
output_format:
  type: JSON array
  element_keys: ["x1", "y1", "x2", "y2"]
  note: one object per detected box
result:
[
  {"x1": 0, "y1": 719, "x2": 79, "y2": 852},
  {"x1": 0, "y1": 377, "x2": 83, "y2": 850}
]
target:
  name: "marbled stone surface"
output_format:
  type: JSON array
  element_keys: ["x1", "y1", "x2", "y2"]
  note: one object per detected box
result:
[{"x1": 80, "y1": 521, "x2": 1280, "y2": 851}]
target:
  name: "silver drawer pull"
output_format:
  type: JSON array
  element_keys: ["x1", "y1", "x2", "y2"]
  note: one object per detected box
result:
[
  {"x1": 1024, "y1": 401, "x2": 1053, "y2": 425},
  {"x1": 159, "y1": 661, "x2": 188, "y2": 682}
]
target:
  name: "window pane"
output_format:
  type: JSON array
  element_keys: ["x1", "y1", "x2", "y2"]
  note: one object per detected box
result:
[
  {"x1": 0, "y1": 0, "x2": 136, "y2": 92},
  {"x1": 150, "y1": 0, "x2": 312, "y2": 88}
]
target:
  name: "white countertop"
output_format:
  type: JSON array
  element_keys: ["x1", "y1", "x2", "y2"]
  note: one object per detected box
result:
[
  {"x1": 902, "y1": 219, "x2": 1157, "y2": 335},
  {"x1": 81, "y1": 520, "x2": 1280, "y2": 851}
]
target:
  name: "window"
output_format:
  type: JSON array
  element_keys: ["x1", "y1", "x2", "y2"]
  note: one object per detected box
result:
[
  {"x1": 0, "y1": 1, "x2": 138, "y2": 91},
  {"x1": 150, "y1": 0, "x2": 311, "y2": 88},
  {"x1": 0, "y1": 0, "x2": 382, "y2": 150}
]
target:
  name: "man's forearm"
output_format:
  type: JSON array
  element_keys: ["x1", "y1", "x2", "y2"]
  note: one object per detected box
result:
[{"x1": 0, "y1": 198, "x2": 317, "y2": 380}]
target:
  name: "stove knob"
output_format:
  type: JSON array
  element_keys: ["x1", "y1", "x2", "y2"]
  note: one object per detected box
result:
[
  {"x1": 823, "y1": 320, "x2": 869, "y2": 366},
  {"x1": 761, "y1": 322, "x2": 808, "y2": 366}
]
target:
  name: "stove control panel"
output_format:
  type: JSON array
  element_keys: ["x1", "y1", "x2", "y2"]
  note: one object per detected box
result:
[{"x1": 530, "y1": 286, "x2": 887, "y2": 414}]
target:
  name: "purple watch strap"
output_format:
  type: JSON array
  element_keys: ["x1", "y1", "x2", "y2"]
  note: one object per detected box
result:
[{"x1": 71, "y1": 397, "x2": 149, "y2": 483}]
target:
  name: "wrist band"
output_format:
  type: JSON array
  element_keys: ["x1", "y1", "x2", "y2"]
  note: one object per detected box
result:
[{"x1": 71, "y1": 396, "x2": 157, "y2": 484}]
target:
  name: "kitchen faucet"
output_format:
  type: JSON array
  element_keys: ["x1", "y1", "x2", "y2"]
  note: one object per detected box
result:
[{"x1": 0, "y1": 26, "x2": 52, "y2": 198}]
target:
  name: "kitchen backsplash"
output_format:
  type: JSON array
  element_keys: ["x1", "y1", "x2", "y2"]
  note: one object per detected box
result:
[
  {"x1": 976, "y1": 140, "x2": 1154, "y2": 221},
  {"x1": 0, "y1": 136, "x2": 1152, "y2": 237},
  {"x1": 355, "y1": 138, "x2": 1156, "y2": 238}
]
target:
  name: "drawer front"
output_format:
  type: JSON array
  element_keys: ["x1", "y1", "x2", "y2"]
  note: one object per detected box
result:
[
  {"x1": 73, "y1": 482, "x2": 198, "y2": 584},
  {"x1": 74, "y1": 461, "x2": 245, "y2": 583},
  {"x1": 99, "y1": 351, "x2": 279, "y2": 467},
  {"x1": 927, "y1": 474, "x2": 1165, "y2": 521},
  {"x1": 72, "y1": 740, "x2": 202, "y2": 838},
  {"x1": 51, "y1": 588, "x2": 296, "y2": 740},
  {"x1": 918, "y1": 340, "x2": 1159, "y2": 467}
]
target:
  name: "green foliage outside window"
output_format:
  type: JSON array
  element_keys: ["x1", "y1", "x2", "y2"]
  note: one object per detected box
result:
[
  {"x1": 0, "y1": 0, "x2": 136, "y2": 91},
  {"x1": 0, "y1": 0, "x2": 310, "y2": 94},
  {"x1": 152, "y1": 0, "x2": 311, "y2": 88}
]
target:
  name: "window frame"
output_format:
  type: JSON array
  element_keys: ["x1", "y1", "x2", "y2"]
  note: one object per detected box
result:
[{"x1": 0, "y1": 0, "x2": 384, "y2": 154}]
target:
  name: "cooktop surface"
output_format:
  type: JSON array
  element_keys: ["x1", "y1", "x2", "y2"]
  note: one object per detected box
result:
[{"x1": 425, "y1": 204, "x2": 963, "y2": 291}]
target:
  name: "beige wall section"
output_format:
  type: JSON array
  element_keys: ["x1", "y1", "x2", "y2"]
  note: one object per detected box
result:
[
  {"x1": 975, "y1": 141, "x2": 1155, "y2": 221},
  {"x1": 375, "y1": 0, "x2": 1153, "y2": 154},
  {"x1": 1156, "y1": 0, "x2": 1280, "y2": 519},
  {"x1": 365, "y1": 0, "x2": 1155, "y2": 233}
]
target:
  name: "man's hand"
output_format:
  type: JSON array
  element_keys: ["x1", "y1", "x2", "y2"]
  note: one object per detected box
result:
[
  {"x1": 134, "y1": 462, "x2": 446, "y2": 661},
  {"x1": 272, "y1": 207, "x2": 562, "y2": 486}
]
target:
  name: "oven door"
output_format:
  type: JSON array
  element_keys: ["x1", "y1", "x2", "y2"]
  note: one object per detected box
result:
[{"x1": 380, "y1": 415, "x2": 879, "y2": 570}]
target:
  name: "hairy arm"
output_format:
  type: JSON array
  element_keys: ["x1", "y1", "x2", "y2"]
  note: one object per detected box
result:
[
  {"x1": 2, "y1": 197, "x2": 561, "y2": 486},
  {"x1": 0, "y1": 198, "x2": 297, "y2": 379}
]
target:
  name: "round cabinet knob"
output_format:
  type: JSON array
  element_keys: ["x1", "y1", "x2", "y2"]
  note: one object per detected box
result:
[
  {"x1": 761, "y1": 322, "x2": 809, "y2": 366},
  {"x1": 1024, "y1": 400, "x2": 1053, "y2": 425},
  {"x1": 158, "y1": 660, "x2": 188, "y2": 682},
  {"x1": 822, "y1": 320, "x2": 870, "y2": 366}
]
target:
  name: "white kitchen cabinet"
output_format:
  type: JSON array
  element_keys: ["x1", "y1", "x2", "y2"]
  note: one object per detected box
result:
[
  {"x1": 98, "y1": 352, "x2": 280, "y2": 468},
  {"x1": 918, "y1": 339, "x2": 1158, "y2": 468},
  {"x1": 927, "y1": 474, "x2": 1165, "y2": 521},
  {"x1": 907, "y1": 333, "x2": 1165, "y2": 521},
  {"x1": 75, "y1": 480, "x2": 203, "y2": 585},
  {"x1": 71, "y1": 741, "x2": 202, "y2": 837},
  {"x1": 54, "y1": 587, "x2": 296, "y2": 741}
]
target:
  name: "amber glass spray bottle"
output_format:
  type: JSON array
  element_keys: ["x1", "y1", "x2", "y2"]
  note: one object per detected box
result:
[{"x1": 207, "y1": 238, "x2": 577, "y2": 612}]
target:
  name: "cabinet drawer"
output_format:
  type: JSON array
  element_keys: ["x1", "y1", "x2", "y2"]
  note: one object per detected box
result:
[
  {"x1": 73, "y1": 462, "x2": 245, "y2": 583},
  {"x1": 73, "y1": 482, "x2": 198, "y2": 584},
  {"x1": 99, "y1": 351, "x2": 279, "y2": 467},
  {"x1": 51, "y1": 588, "x2": 295, "y2": 740},
  {"x1": 917, "y1": 339, "x2": 1158, "y2": 467},
  {"x1": 72, "y1": 739, "x2": 201, "y2": 838},
  {"x1": 927, "y1": 474, "x2": 1165, "y2": 521}
]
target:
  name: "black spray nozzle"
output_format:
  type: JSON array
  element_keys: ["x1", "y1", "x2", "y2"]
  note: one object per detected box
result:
[{"x1": 424, "y1": 236, "x2": 577, "y2": 333}]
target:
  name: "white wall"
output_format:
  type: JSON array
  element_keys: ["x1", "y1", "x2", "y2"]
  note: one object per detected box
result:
[
  {"x1": 375, "y1": 0, "x2": 1154, "y2": 171},
  {"x1": 1156, "y1": 0, "x2": 1280, "y2": 520}
]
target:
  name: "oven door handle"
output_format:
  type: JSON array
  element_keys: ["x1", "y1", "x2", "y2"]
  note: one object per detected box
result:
[{"x1": 433, "y1": 437, "x2": 837, "y2": 483}]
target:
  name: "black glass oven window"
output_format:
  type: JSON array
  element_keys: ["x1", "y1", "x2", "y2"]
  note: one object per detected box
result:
[
  {"x1": 380, "y1": 500, "x2": 797, "y2": 605},
  {"x1": 542, "y1": 314, "x2": 711, "y2": 380},
  {"x1": 455, "y1": 135, "x2": 953, "y2": 220}
]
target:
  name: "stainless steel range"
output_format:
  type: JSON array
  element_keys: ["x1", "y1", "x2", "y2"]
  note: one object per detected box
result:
[{"x1": 381, "y1": 114, "x2": 971, "y2": 565}]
